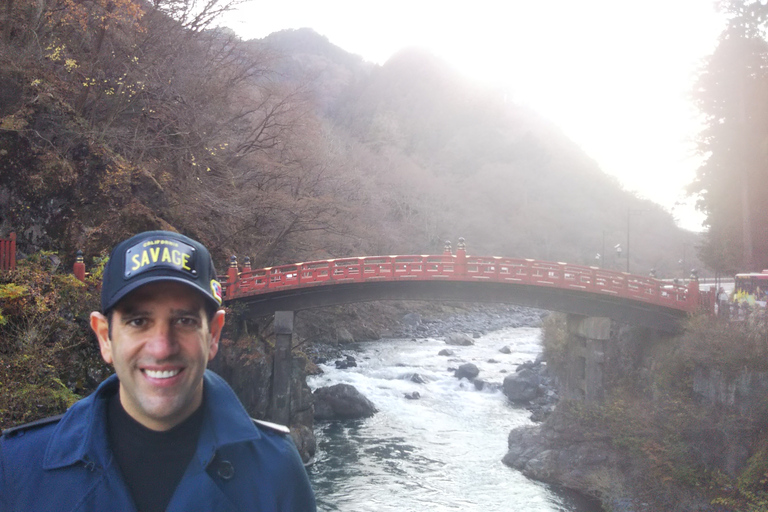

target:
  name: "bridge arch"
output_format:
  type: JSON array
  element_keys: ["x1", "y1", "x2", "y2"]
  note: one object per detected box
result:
[{"x1": 222, "y1": 251, "x2": 710, "y2": 333}]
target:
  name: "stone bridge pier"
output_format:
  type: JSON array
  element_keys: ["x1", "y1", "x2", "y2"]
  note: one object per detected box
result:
[
  {"x1": 562, "y1": 315, "x2": 612, "y2": 403},
  {"x1": 271, "y1": 311, "x2": 294, "y2": 425}
]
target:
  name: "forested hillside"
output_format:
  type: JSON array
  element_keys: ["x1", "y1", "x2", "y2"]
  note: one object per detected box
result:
[{"x1": 0, "y1": 1, "x2": 700, "y2": 276}]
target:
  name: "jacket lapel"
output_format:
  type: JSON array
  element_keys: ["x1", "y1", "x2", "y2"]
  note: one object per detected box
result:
[
  {"x1": 68, "y1": 463, "x2": 137, "y2": 512},
  {"x1": 166, "y1": 468, "x2": 241, "y2": 512}
]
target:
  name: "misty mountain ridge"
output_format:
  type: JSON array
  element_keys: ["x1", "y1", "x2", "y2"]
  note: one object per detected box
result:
[{"x1": 255, "y1": 28, "x2": 699, "y2": 275}]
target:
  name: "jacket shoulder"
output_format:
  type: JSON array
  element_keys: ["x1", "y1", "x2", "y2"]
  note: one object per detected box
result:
[
  {"x1": 251, "y1": 418, "x2": 291, "y2": 435},
  {"x1": 1, "y1": 414, "x2": 64, "y2": 439}
]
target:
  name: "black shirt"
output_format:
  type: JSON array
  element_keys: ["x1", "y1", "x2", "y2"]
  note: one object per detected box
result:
[{"x1": 107, "y1": 393, "x2": 205, "y2": 512}]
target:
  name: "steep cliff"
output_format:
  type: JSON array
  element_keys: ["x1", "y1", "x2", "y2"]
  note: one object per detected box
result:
[{"x1": 503, "y1": 314, "x2": 768, "y2": 511}]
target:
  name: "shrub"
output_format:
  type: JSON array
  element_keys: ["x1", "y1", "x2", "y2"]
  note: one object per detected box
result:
[{"x1": 0, "y1": 252, "x2": 109, "y2": 429}]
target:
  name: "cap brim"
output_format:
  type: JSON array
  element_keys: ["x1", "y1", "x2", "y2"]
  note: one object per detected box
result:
[{"x1": 104, "y1": 275, "x2": 220, "y2": 313}]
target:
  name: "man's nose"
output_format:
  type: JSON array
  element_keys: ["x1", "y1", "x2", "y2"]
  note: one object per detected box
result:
[{"x1": 145, "y1": 323, "x2": 179, "y2": 359}]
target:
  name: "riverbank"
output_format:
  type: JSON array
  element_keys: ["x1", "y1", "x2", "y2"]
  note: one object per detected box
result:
[
  {"x1": 502, "y1": 313, "x2": 768, "y2": 512},
  {"x1": 298, "y1": 301, "x2": 547, "y2": 361}
]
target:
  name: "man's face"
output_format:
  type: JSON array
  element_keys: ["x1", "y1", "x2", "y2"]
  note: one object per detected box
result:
[{"x1": 90, "y1": 281, "x2": 225, "y2": 431}]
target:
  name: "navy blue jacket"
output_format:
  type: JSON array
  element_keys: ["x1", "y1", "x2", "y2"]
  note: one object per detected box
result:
[{"x1": 0, "y1": 371, "x2": 316, "y2": 512}]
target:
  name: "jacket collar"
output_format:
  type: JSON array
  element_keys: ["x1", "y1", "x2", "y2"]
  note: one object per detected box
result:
[
  {"x1": 42, "y1": 370, "x2": 261, "y2": 471},
  {"x1": 43, "y1": 374, "x2": 118, "y2": 470},
  {"x1": 191, "y1": 371, "x2": 262, "y2": 470}
]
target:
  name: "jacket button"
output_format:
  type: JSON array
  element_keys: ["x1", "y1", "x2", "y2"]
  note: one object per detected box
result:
[{"x1": 217, "y1": 460, "x2": 235, "y2": 480}]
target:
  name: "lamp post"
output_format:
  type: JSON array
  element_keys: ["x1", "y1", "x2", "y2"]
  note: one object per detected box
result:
[
  {"x1": 600, "y1": 229, "x2": 612, "y2": 269},
  {"x1": 626, "y1": 208, "x2": 646, "y2": 274}
]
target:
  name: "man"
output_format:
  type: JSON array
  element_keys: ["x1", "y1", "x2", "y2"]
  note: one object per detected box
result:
[
  {"x1": 716, "y1": 286, "x2": 729, "y2": 319},
  {"x1": 0, "y1": 230, "x2": 317, "y2": 511}
]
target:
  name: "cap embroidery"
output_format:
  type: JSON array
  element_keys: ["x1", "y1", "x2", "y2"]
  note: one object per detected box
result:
[{"x1": 124, "y1": 238, "x2": 197, "y2": 278}]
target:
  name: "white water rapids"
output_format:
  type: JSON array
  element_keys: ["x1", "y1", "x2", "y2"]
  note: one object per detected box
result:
[{"x1": 306, "y1": 326, "x2": 602, "y2": 512}]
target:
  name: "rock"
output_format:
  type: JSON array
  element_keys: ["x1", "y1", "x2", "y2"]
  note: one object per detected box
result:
[
  {"x1": 487, "y1": 359, "x2": 500, "y2": 364},
  {"x1": 445, "y1": 332, "x2": 474, "y2": 346},
  {"x1": 473, "y1": 379, "x2": 486, "y2": 390},
  {"x1": 334, "y1": 355, "x2": 357, "y2": 369},
  {"x1": 516, "y1": 361, "x2": 535, "y2": 372},
  {"x1": 503, "y1": 368, "x2": 540, "y2": 402},
  {"x1": 289, "y1": 424, "x2": 317, "y2": 464},
  {"x1": 410, "y1": 373, "x2": 427, "y2": 384},
  {"x1": 355, "y1": 325, "x2": 381, "y2": 341},
  {"x1": 313, "y1": 383, "x2": 378, "y2": 420},
  {"x1": 455, "y1": 363, "x2": 480, "y2": 380},
  {"x1": 404, "y1": 392, "x2": 420, "y2": 400},
  {"x1": 499, "y1": 346, "x2": 512, "y2": 354},
  {"x1": 524, "y1": 449, "x2": 558, "y2": 480},
  {"x1": 529, "y1": 405, "x2": 553, "y2": 423},
  {"x1": 438, "y1": 349, "x2": 454, "y2": 356},
  {"x1": 336, "y1": 327, "x2": 354, "y2": 344},
  {"x1": 402, "y1": 312, "x2": 422, "y2": 326}
]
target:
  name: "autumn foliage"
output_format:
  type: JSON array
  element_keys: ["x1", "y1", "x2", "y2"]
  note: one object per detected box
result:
[{"x1": 0, "y1": 253, "x2": 110, "y2": 429}]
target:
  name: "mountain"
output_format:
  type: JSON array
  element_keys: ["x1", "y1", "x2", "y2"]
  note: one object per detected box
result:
[
  {"x1": 256, "y1": 32, "x2": 701, "y2": 276},
  {"x1": 0, "y1": 18, "x2": 701, "y2": 277}
]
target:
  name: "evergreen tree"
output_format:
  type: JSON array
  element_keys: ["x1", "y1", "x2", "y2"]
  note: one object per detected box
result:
[{"x1": 692, "y1": 0, "x2": 768, "y2": 273}]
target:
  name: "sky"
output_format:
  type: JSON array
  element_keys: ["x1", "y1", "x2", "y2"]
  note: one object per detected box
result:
[{"x1": 218, "y1": 1, "x2": 728, "y2": 232}]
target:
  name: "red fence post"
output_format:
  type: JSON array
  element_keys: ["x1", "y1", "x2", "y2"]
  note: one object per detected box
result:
[
  {"x1": 687, "y1": 279, "x2": 700, "y2": 313},
  {"x1": 225, "y1": 256, "x2": 239, "y2": 299},
  {"x1": 0, "y1": 232, "x2": 16, "y2": 271},
  {"x1": 73, "y1": 250, "x2": 86, "y2": 282},
  {"x1": 9, "y1": 232, "x2": 15, "y2": 270},
  {"x1": 456, "y1": 237, "x2": 467, "y2": 277}
]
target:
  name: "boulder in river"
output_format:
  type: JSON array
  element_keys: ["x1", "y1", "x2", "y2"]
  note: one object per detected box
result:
[
  {"x1": 334, "y1": 355, "x2": 357, "y2": 369},
  {"x1": 404, "y1": 392, "x2": 421, "y2": 400},
  {"x1": 313, "y1": 383, "x2": 378, "y2": 420},
  {"x1": 503, "y1": 368, "x2": 540, "y2": 403},
  {"x1": 438, "y1": 349, "x2": 454, "y2": 356},
  {"x1": 445, "y1": 332, "x2": 474, "y2": 346},
  {"x1": 410, "y1": 373, "x2": 427, "y2": 384},
  {"x1": 455, "y1": 363, "x2": 480, "y2": 380},
  {"x1": 499, "y1": 346, "x2": 512, "y2": 354}
]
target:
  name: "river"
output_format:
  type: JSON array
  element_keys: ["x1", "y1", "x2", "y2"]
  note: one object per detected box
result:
[{"x1": 306, "y1": 326, "x2": 602, "y2": 512}]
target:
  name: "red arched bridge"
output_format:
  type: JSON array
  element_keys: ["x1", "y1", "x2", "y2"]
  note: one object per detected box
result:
[{"x1": 221, "y1": 247, "x2": 713, "y2": 333}]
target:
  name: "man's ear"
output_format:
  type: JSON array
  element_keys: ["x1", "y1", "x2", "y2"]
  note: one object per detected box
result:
[
  {"x1": 90, "y1": 311, "x2": 114, "y2": 364},
  {"x1": 207, "y1": 309, "x2": 225, "y2": 361}
]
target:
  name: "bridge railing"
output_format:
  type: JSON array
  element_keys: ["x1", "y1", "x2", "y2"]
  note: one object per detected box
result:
[{"x1": 222, "y1": 252, "x2": 698, "y2": 313}]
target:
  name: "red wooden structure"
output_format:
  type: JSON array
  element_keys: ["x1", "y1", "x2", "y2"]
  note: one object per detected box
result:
[
  {"x1": 222, "y1": 248, "x2": 704, "y2": 315},
  {"x1": 0, "y1": 232, "x2": 16, "y2": 271}
]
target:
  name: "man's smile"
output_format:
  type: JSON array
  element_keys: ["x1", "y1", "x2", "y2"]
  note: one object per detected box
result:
[{"x1": 143, "y1": 368, "x2": 183, "y2": 379}]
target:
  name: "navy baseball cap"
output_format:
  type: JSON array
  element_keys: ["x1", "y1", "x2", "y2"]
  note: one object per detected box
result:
[{"x1": 101, "y1": 230, "x2": 223, "y2": 313}]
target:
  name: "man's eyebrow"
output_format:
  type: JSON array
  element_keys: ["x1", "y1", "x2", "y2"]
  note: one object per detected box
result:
[
  {"x1": 118, "y1": 306, "x2": 151, "y2": 318},
  {"x1": 171, "y1": 308, "x2": 203, "y2": 318}
]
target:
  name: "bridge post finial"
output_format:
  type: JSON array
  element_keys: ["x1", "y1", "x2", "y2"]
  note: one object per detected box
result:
[
  {"x1": 227, "y1": 255, "x2": 239, "y2": 284},
  {"x1": 73, "y1": 250, "x2": 85, "y2": 282},
  {"x1": 457, "y1": 237, "x2": 466, "y2": 251},
  {"x1": 444, "y1": 240, "x2": 452, "y2": 255},
  {"x1": 243, "y1": 256, "x2": 252, "y2": 274}
]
